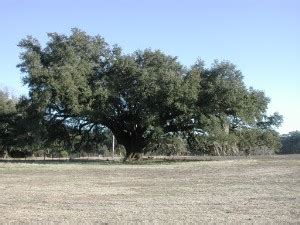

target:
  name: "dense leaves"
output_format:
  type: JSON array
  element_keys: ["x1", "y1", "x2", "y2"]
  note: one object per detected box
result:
[
  {"x1": 280, "y1": 131, "x2": 300, "y2": 154},
  {"x1": 9, "y1": 29, "x2": 284, "y2": 159}
]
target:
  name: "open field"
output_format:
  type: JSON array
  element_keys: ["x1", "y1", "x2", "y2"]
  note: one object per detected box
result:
[{"x1": 0, "y1": 155, "x2": 299, "y2": 224}]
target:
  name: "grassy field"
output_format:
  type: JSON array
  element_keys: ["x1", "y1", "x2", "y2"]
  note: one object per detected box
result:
[{"x1": 0, "y1": 155, "x2": 299, "y2": 224}]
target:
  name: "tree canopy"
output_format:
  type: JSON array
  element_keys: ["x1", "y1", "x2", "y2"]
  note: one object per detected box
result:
[{"x1": 15, "y1": 28, "x2": 282, "y2": 159}]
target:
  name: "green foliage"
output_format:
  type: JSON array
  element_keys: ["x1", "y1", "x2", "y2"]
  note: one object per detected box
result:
[
  {"x1": 0, "y1": 89, "x2": 16, "y2": 114},
  {"x1": 186, "y1": 60, "x2": 282, "y2": 156},
  {"x1": 196, "y1": 60, "x2": 271, "y2": 129},
  {"x1": 146, "y1": 135, "x2": 188, "y2": 156},
  {"x1": 59, "y1": 150, "x2": 69, "y2": 158},
  {"x1": 280, "y1": 131, "x2": 300, "y2": 154},
  {"x1": 17, "y1": 29, "x2": 200, "y2": 159},
  {"x1": 14, "y1": 28, "x2": 283, "y2": 159},
  {"x1": 0, "y1": 89, "x2": 17, "y2": 157},
  {"x1": 115, "y1": 145, "x2": 126, "y2": 157},
  {"x1": 236, "y1": 129, "x2": 281, "y2": 155}
]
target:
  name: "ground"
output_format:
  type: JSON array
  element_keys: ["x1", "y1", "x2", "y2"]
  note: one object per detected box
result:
[{"x1": 0, "y1": 155, "x2": 299, "y2": 224}]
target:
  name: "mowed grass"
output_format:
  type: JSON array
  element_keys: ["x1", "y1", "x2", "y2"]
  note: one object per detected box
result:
[{"x1": 0, "y1": 155, "x2": 299, "y2": 224}]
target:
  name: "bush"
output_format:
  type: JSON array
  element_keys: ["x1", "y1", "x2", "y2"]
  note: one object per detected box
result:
[
  {"x1": 59, "y1": 150, "x2": 69, "y2": 158},
  {"x1": 8, "y1": 149, "x2": 32, "y2": 158},
  {"x1": 280, "y1": 131, "x2": 300, "y2": 154},
  {"x1": 146, "y1": 135, "x2": 188, "y2": 156},
  {"x1": 34, "y1": 149, "x2": 46, "y2": 157}
]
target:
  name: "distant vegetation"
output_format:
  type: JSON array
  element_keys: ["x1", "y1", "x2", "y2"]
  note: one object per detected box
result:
[
  {"x1": 0, "y1": 29, "x2": 284, "y2": 160},
  {"x1": 279, "y1": 131, "x2": 300, "y2": 154}
]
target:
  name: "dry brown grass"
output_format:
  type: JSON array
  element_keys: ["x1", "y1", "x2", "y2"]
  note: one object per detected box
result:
[{"x1": 0, "y1": 155, "x2": 299, "y2": 224}]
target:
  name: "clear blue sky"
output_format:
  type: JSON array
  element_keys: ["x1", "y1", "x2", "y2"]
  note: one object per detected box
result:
[{"x1": 0, "y1": 0, "x2": 299, "y2": 134}]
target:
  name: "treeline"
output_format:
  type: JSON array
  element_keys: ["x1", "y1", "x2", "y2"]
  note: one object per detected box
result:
[
  {"x1": 0, "y1": 29, "x2": 286, "y2": 160},
  {"x1": 279, "y1": 131, "x2": 300, "y2": 154}
]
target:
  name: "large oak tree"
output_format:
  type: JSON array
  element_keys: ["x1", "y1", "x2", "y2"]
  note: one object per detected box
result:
[{"x1": 18, "y1": 29, "x2": 281, "y2": 159}]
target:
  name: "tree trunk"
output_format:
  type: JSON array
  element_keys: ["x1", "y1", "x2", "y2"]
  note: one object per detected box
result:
[
  {"x1": 105, "y1": 122, "x2": 148, "y2": 161},
  {"x1": 124, "y1": 144, "x2": 143, "y2": 161},
  {"x1": 115, "y1": 134, "x2": 146, "y2": 161}
]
